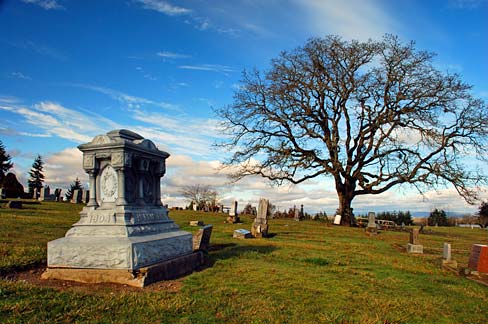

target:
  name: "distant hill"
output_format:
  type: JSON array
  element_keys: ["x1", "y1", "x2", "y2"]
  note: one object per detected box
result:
[{"x1": 411, "y1": 211, "x2": 473, "y2": 218}]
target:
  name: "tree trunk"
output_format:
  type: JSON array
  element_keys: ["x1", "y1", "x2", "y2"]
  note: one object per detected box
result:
[{"x1": 338, "y1": 192, "x2": 355, "y2": 226}]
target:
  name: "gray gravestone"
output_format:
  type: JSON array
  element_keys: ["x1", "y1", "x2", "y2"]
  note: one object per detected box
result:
[
  {"x1": 43, "y1": 129, "x2": 197, "y2": 287},
  {"x1": 227, "y1": 200, "x2": 240, "y2": 223},
  {"x1": 54, "y1": 188, "x2": 62, "y2": 202},
  {"x1": 192, "y1": 225, "x2": 213, "y2": 251},
  {"x1": 82, "y1": 190, "x2": 90, "y2": 204},
  {"x1": 366, "y1": 212, "x2": 377, "y2": 234},
  {"x1": 252, "y1": 198, "x2": 269, "y2": 238},
  {"x1": 233, "y1": 229, "x2": 251, "y2": 239},
  {"x1": 442, "y1": 242, "x2": 457, "y2": 268},
  {"x1": 6, "y1": 200, "x2": 22, "y2": 209},
  {"x1": 294, "y1": 205, "x2": 300, "y2": 221},
  {"x1": 407, "y1": 228, "x2": 423, "y2": 253}
]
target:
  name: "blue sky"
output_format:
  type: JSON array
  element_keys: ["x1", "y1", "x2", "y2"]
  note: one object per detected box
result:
[{"x1": 1, "y1": 0, "x2": 487, "y2": 214}]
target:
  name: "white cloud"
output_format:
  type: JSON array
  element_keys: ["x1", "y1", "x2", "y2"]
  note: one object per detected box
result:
[
  {"x1": 0, "y1": 101, "x2": 120, "y2": 143},
  {"x1": 157, "y1": 51, "x2": 191, "y2": 59},
  {"x1": 72, "y1": 84, "x2": 180, "y2": 111},
  {"x1": 178, "y1": 64, "x2": 236, "y2": 74},
  {"x1": 44, "y1": 148, "x2": 87, "y2": 189},
  {"x1": 22, "y1": 0, "x2": 64, "y2": 10},
  {"x1": 10, "y1": 72, "x2": 31, "y2": 80},
  {"x1": 294, "y1": 0, "x2": 398, "y2": 40},
  {"x1": 135, "y1": 0, "x2": 191, "y2": 16}
]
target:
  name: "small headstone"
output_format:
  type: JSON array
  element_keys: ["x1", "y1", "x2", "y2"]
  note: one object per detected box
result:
[
  {"x1": 442, "y1": 242, "x2": 457, "y2": 268},
  {"x1": 0, "y1": 188, "x2": 5, "y2": 199},
  {"x1": 333, "y1": 214, "x2": 342, "y2": 225},
  {"x1": 227, "y1": 200, "x2": 240, "y2": 223},
  {"x1": 6, "y1": 200, "x2": 22, "y2": 209},
  {"x1": 468, "y1": 244, "x2": 488, "y2": 273},
  {"x1": 251, "y1": 198, "x2": 269, "y2": 238},
  {"x1": 233, "y1": 229, "x2": 251, "y2": 239},
  {"x1": 294, "y1": 205, "x2": 300, "y2": 221},
  {"x1": 71, "y1": 189, "x2": 83, "y2": 204},
  {"x1": 189, "y1": 221, "x2": 204, "y2": 226},
  {"x1": 407, "y1": 228, "x2": 423, "y2": 254},
  {"x1": 54, "y1": 188, "x2": 62, "y2": 202},
  {"x1": 192, "y1": 203, "x2": 198, "y2": 211},
  {"x1": 39, "y1": 186, "x2": 50, "y2": 201},
  {"x1": 192, "y1": 225, "x2": 213, "y2": 251},
  {"x1": 366, "y1": 212, "x2": 377, "y2": 234},
  {"x1": 82, "y1": 190, "x2": 90, "y2": 204}
]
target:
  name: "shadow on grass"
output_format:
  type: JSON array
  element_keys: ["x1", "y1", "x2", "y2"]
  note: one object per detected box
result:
[
  {"x1": 202, "y1": 243, "x2": 278, "y2": 269},
  {"x1": 0, "y1": 261, "x2": 46, "y2": 279}
]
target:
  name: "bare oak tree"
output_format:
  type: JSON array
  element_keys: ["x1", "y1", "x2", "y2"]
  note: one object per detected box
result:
[
  {"x1": 216, "y1": 35, "x2": 488, "y2": 225},
  {"x1": 181, "y1": 184, "x2": 219, "y2": 210}
]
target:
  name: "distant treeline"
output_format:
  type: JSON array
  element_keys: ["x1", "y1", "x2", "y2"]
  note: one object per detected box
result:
[{"x1": 356, "y1": 211, "x2": 414, "y2": 226}]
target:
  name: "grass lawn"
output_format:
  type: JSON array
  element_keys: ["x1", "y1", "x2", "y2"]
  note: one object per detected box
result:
[{"x1": 1, "y1": 201, "x2": 488, "y2": 323}]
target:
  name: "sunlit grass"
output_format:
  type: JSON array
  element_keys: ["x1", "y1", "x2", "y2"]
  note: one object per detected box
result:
[{"x1": 1, "y1": 202, "x2": 488, "y2": 323}]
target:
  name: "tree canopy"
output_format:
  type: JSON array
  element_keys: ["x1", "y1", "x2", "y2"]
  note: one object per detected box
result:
[
  {"x1": 0, "y1": 140, "x2": 13, "y2": 184},
  {"x1": 216, "y1": 35, "x2": 488, "y2": 225},
  {"x1": 28, "y1": 154, "x2": 45, "y2": 193}
]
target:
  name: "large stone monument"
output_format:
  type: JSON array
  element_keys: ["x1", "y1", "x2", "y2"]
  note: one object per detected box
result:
[
  {"x1": 42, "y1": 129, "x2": 201, "y2": 287},
  {"x1": 251, "y1": 198, "x2": 270, "y2": 238},
  {"x1": 227, "y1": 200, "x2": 240, "y2": 223}
]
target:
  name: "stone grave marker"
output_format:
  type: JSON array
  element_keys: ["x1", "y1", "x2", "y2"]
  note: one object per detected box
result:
[
  {"x1": 294, "y1": 205, "x2": 300, "y2": 221},
  {"x1": 54, "y1": 188, "x2": 62, "y2": 202},
  {"x1": 333, "y1": 214, "x2": 342, "y2": 225},
  {"x1": 468, "y1": 244, "x2": 488, "y2": 273},
  {"x1": 6, "y1": 200, "x2": 22, "y2": 209},
  {"x1": 233, "y1": 229, "x2": 251, "y2": 239},
  {"x1": 82, "y1": 190, "x2": 90, "y2": 204},
  {"x1": 190, "y1": 220, "x2": 204, "y2": 226},
  {"x1": 39, "y1": 186, "x2": 50, "y2": 201},
  {"x1": 442, "y1": 242, "x2": 457, "y2": 268},
  {"x1": 193, "y1": 225, "x2": 213, "y2": 251},
  {"x1": 227, "y1": 200, "x2": 240, "y2": 223},
  {"x1": 366, "y1": 212, "x2": 377, "y2": 234},
  {"x1": 251, "y1": 198, "x2": 269, "y2": 238},
  {"x1": 407, "y1": 228, "x2": 423, "y2": 253},
  {"x1": 0, "y1": 188, "x2": 5, "y2": 199},
  {"x1": 42, "y1": 129, "x2": 202, "y2": 287},
  {"x1": 71, "y1": 189, "x2": 83, "y2": 203}
]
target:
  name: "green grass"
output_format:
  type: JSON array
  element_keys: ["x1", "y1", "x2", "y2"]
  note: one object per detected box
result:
[{"x1": 1, "y1": 201, "x2": 488, "y2": 323}]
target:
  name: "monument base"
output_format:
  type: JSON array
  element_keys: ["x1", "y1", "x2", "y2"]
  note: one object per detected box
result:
[
  {"x1": 407, "y1": 243, "x2": 423, "y2": 254},
  {"x1": 41, "y1": 252, "x2": 204, "y2": 287},
  {"x1": 251, "y1": 224, "x2": 269, "y2": 238}
]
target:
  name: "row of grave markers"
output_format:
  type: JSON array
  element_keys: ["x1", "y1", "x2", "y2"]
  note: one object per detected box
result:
[{"x1": 32, "y1": 186, "x2": 89, "y2": 204}]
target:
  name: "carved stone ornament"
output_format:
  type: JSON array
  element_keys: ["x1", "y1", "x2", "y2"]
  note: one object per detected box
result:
[{"x1": 100, "y1": 165, "x2": 118, "y2": 202}]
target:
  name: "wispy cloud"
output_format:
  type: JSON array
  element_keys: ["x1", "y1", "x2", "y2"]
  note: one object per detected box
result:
[
  {"x1": 156, "y1": 51, "x2": 191, "y2": 59},
  {"x1": 293, "y1": 0, "x2": 398, "y2": 40},
  {"x1": 9, "y1": 72, "x2": 31, "y2": 80},
  {"x1": 22, "y1": 0, "x2": 64, "y2": 10},
  {"x1": 135, "y1": 0, "x2": 191, "y2": 16},
  {"x1": 178, "y1": 64, "x2": 236, "y2": 74},
  {"x1": 0, "y1": 101, "x2": 120, "y2": 143},
  {"x1": 2, "y1": 39, "x2": 67, "y2": 61},
  {"x1": 71, "y1": 84, "x2": 180, "y2": 111},
  {"x1": 448, "y1": 0, "x2": 487, "y2": 9}
]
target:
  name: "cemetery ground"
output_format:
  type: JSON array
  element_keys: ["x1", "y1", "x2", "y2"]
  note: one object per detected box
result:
[{"x1": 1, "y1": 202, "x2": 488, "y2": 324}]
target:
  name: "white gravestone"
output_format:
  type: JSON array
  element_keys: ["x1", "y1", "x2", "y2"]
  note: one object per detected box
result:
[{"x1": 334, "y1": 214, "x2": 342, "y2": 225}]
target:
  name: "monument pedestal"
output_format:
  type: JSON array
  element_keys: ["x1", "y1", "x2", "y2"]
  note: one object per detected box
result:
[{"x1": 42, "y1": 252, "x2": 204, "y2": 287}]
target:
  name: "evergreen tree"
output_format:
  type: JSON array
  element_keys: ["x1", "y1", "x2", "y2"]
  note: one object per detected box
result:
[
  {"x1": 428, "y1": 208, "x2": 449, "y2": 226},
  {"x1": 0, "y1": 140, "x2": 13, "y2": 184},
  {"x1": 28, "y1": 154, "x2": 44, "y2": 194},
  {"x1": 65, "y1": 178, "x2": 83, "y2": 201}
]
